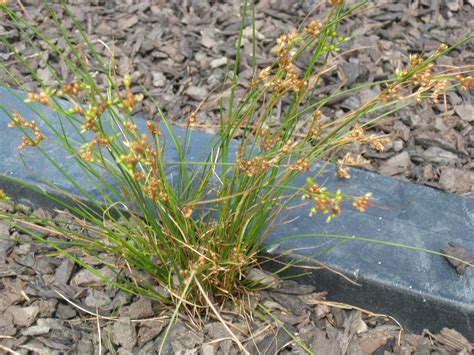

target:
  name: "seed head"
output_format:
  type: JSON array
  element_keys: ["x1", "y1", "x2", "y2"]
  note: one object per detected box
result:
[
  {"x1": 328, "y1": 0, "x2": 342, "y2": 7},
  {"x1": 305, "y1": 20, "x2": 323, "y2": 36},
  {"x1": 352, "y1": 193, "x2": 372, "y2": 213}
]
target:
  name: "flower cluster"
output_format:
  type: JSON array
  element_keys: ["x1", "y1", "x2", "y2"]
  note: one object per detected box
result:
[
  {"x1": 258, "y1": 32, "x2": 307, "y2": 94},
  {"x1": 327, "y1": 0, "x2": 342, "y2": 7},
  {"x1": 237, "y1": 156, "x2": 271, "y2": 177},
  {"x1": 26, "y1": 89, "x2": 54, "y2": 107},
  {"x1": 59, "y1": 82, "x2": 81, "y2": 96},
  {"x1": 290, "y1": 158, "x2": 309, "y2": 172},
  {"x1": 336, "y1": 152, "x2": 369, "y2": 179},
  {"x1": 188, "y1": 111, "x2": 197, "y2": 127},
  {"x1": 143, "y1": 176, "x2": 168, "y2": 202},
  {"x1": 305, "y1": 20, "x2": 324, "y2": 37},
  {"x1": 387, "y1": 44, "x2": 455, "y2": 103},
  {"x1": 303, "y1": 178, "x2": 342, "y2": 222},
  {"x1": 303, "y1": 178, "x2": 372, "y2": 221},
  {"x1": 118, "y1": 74, "x2": 144, "y2": 113},
  {"x1": 352, "y1": 193, "x2": 372, "y2": 213},
  {"x1": 7, "y1": 111, "x2": 46, "y2": 149},
  {"x1": 341, "y1": 124, "x2": 391, "y2": 152},
  {"x1": 457, "y1": 75, "x2": 474, "y2": 90}
]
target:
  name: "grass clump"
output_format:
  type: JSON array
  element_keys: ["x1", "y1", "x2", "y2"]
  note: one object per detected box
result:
[{"x1": 0, "y1": 0, "x2": 472, "y2": 342}]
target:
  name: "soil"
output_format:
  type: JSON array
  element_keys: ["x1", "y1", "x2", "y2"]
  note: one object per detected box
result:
[{"x1": 0, "y1": 0, "x2": 473, "y2": 354}]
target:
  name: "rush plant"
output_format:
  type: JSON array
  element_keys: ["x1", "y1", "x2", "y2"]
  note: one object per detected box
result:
[{"x1": 0, "y1": 0, "x2": 472, "y2": 337}]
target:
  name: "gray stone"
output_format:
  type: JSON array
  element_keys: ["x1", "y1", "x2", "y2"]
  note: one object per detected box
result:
[
  {"x1": 137, "y1": 320, "x2": 165, "y2": 347},
  {"x1": 379, "y1": 151, "x2": 411, "y2": 176},
  {"x1": 21, "y1": 325, "x2": 51, "y2": 336},
  {"x1": 0, "y1": 311, "x2": 17, "y2": 336},
  {"x1": 20, "y1": 340, "x2": 61, "y2": 354},
  {"x1": 446, "y1": 1, "x2": 460, "y2": 11},
  {"x1": 120, "y1": 297, "x2": 154, "y2": 319},
  {"x1": 13, "y1": 220, "x2": 50, "y2": 238},
  {"x1": 55, "y1": 303, "x2": 77, "y2": 319},
  {"x1": 150, "y1": 323, "x2": 186, "y2": 355},
  {"x1": 0, "y1": 221, "x2": 13, "y2": 257},
  {"x1": 0, "y1": 278, "x2": 26, "y2": 312},
  {"x1": 392, "y1": 139, "x2": 404, "y2": 152},
  {"x1": 245, "y1": 268, "x2": 279, "y2": 288},
  {"x1": 71, "y1": 267, "x2": 115, "y2": 286},
  {"x1": 152, "y1": 71, "x2": 167, "y2": 88},
  {"x1": 420, "y1": 164, "x2": 437, "y2": 181},
  {"x1": 0, "y1": 220, "x2": 10, "y2": 237},
  {"x1": 33, "y1": 299, "x2": 58, "y2": 317},
  {"x1": 185, "y1": 86, "x2": 208, "y2": 101},
  {"x1": 393, "y1": 121, "x2": 410, "y2": 142},
  {"x1": 34, "y1": 257, "x2": 56, "y2": 274},
  {"x1": 455, "y1": 104, "x2": 473, "y2": 122},
  {"x1": 112, "y1": 317, "x2": 137, "y2": 351},
  {"x1": 413, "y1": 146, "x2": 461, "y2": 165},
  {"x1": 171, "y1": 326, "x2": 204, "y2": 352},
  {"x1": 84, "y1": 289, "x2": 112, "y2": 309},
  {"x1": 201, "y1": 343, "x2": 217, "y2": 355},
  {"x1": 37, "y1": 67, "x2": 54, "y2": 86},
  {"x1": 36, "y1": 318, "x2": 64, "y2": 330},
  {"x1": 205, "y1": 322, "x2": 233, "y2": 353},
  {"x1": 269, "y1": 292, "x2": 308, "y2": 316},
  {"x1": 117, "y1": 348, "x2": 134, "y2": 355},
  {"x1": 210, "y1": 57, "x2": 227, "y2": 69},
  {"x1": 54, "y1": 258, "x2": 75, "y2": 285},
  {"x1": 73, "y1": 338, "x2": 94, "y2": 355},
  {"x1": 32, "y1": 207, "x2": 53, "y2": 220},
  {"x1": 7, "y1": 305, "x2": 40, "y2": 327},
  {"x1": 439, "y1": 168, "x2": 472, "y2": 194}
]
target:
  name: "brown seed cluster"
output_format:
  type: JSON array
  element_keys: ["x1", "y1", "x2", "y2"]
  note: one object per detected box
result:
[
  {"x1": 384, "y1": 44, "x2": 455, "y2": 104},
  {"x1": 117, "y1": 128, "x2": 168, "y2": 202},
  {"x1": 304, "y1": 180, "x2": 342, "y2": 221},
  {"x1": 188, "y1": 111, "x2": 197, "y2": 127},
  {"x1": 457, "y1": 75, "x2": 474, "y2": 90},
  {"x1": 336, "y1": 152, "x2": 369, "y2": 179},
  {"x1": 257, "y1": 128, "x2": 281, "y2": 151},
  {"x1": 27, "y1": 89, "x2": 53, "y2": 107},
  {"x1": 60, "y1": 82, "x2": 81, "y2": 96},
  {"x1": 290, "y1": 158, "x2": 309, "y2": 172},
  {"x1": 8, "y1": 111, "x2": 46, "y2": 149},
  {"x1": 258, "y1": 66, "x2": 272, "y2": 82},
  {"x1": 260, "y1": 32, "x2": 307, "y2": 94},
  {"x1": 119, "y1": 74, "x2": 144, "y2": 113},
  {"x1": 304, "y1": 178, "x2": 372, "y2": 220},
  {"x1": 342, "y1": 124, "x2": 391, "y2": 152},
  {"x1": 57, "y1": 75, "x2": 168, "y2": 203},
  {"x1": 80, "y1": 134, "x2": 111, "y2": 161},
  {"x1": 143, "y1": 176, "x2": 168, "y2": 202},
  {"x1": 327, "y1": 0, "x2": 342, "y2": 7},
  {"x1": 404, "y1": 47, "x2": 451, "y2": 103},
  {"x1": 182, "y1": 206, "x2": 193, "y2": 219},
  {"x1": 146, "y1": 121, "x2": 160, "y2": 136},
  {"x1": 352, "y1": 193, "x2": 372, "y2": 213},
  {"x1": 305, "y1": 20, "x2": 324, "y2": 37},
  {"x1": 237, "y1": 156, "x2": 271, "y2": 177},
  {"x1": 281, "y1": 139, "x2": 298, "y2": 154}
]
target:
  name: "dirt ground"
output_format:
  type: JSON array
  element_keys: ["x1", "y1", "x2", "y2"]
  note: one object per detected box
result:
[{"x1": 0, "y1": 0, "x2": 473, "y2": 354}]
